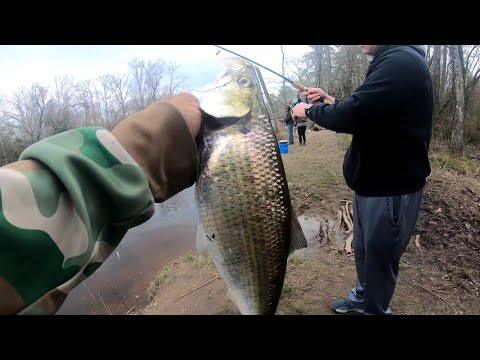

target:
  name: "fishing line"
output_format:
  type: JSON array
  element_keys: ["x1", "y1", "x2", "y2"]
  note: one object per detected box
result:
[{"x1": 192, "y1": 80, "x2": 233, "y2": 93}]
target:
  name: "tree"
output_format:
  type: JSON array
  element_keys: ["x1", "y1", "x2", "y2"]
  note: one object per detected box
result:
[
  {"x1": 324, "y1": 45, "x2": 332, "y2": 93},
  {"x1": 280, "y1": 45, "x2": 287, "y2": 105},
  {"x1": 449, "y1": 45, "x2": 465, "y2": 154},
  {"x1": 4, "y1": 84, "x2": 49, "y2": 144},
  {"x1": 163, "y1": 62, "x2": 186, "y2": 96},
  {"x1": 128, "y1": 58, "x2": 165, "y2": 111},
  {"x1": 431, "y1": 45, "x2": 442, "y2": 114},
  {"x1": 51, "y1": 75, "x2": 78, "y2": 134},
  {"x1": 100, "y1": 73, "x2": 130, "y2": 123}
]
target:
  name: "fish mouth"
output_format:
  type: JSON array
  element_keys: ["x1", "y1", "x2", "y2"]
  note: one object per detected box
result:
[{"x1": 194, "y1": 57, "x2": 257, "y2": 119}]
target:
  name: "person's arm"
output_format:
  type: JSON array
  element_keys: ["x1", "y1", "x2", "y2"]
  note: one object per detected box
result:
[
  {"x1": 292, "y1": 51, "x2": 425, "y2": 134},
  {"x1": 0, "y1": 94, "x2": 200, "y2": 315}
]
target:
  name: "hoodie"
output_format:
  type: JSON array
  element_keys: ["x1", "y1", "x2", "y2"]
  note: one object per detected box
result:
[{"x1": 308, "y1": 45, "x2": 433, "y2": 196}]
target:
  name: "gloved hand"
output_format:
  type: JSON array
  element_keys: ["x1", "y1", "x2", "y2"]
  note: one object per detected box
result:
[
  {"x1": 160, "y1": 93, "x2": 202, "y2": 138},
  {"x1": 112, "y1": 93, "x2": 201, "y2": 202}
]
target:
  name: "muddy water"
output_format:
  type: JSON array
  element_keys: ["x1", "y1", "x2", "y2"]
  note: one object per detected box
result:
[
  {"x1": 57, "y1": 188, "x2": 323, "y2": 315},
  {"x1": 57, "y1": 186, "x2": 199, "y2": 315},
  {"x1": 296, "y1": 215, "x2": 321, "y2": 256}
]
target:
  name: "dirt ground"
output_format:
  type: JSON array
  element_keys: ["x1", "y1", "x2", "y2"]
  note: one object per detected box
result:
[{"x1": 142, "y1": 127, "x2": 480, "y2": 315}]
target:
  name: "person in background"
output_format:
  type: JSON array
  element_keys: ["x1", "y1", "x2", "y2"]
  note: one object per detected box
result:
[
  {"x1": 284, "y1": 106, "x2": 295, "y2": 144},
  {"x1": 295, "y1": 116, "x2": 308, "y2": 145}
]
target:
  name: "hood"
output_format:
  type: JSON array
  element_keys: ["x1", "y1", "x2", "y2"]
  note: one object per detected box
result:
[
  {"x1": 375, "y1": 45, "x2": 426, "y2": 59},
  {"x1": 406, "y1": 45, "x2": 425, "y2": 58}
]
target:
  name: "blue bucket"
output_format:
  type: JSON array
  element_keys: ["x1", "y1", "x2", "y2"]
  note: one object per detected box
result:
[{"x1": 279, "y1": 140, "x2": 289, "y2": 154}]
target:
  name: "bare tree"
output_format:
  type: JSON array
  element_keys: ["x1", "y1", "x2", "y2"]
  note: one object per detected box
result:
[
  {"x1": 441, "y1": 45, "x2": 449, "y2": 100},
  {"x1": 324, "y1": 45, "x2": 332, "y2": 93},
  {"x1": 313, "y1": 45, "x2": 324, "y2": 88},
  {"x1": 74, "y1": 80, "x2": 96, "y2": 127},
  {"x1": 280, "y1": 45, "x2": 287, "y2": 105},
  {"x1": 449, "y1": 45, "x2": 465, "y2": 154},
  {"x1": 462, "y1": 45, "x2": 480, "y2": 105},
  {"x1": 163, "y1": 62, "x2": 186, "y2": 96},
  {"x1": 100, "y1": 74, "x2": 130, "y2": 124},
  {"x1": 286, "y1": 57, "x2": 311, "y2": 87},
  {"x1": 4, "y1": 84, "x2": 49, "y2": 144},
  {"x1": 145, "y1": 60, "x2": 165, "y2": 103},
  {"x1": 431, "y1": 45, "x2": 442, "y2": 113},
  {"x1": 128, "y1": 58, "x2": 166, "y2": 111},
  {"x1": 51, "y1": 75, "x2": 78, "y2": 133},
  {"x1": 128, "y1": 59, "x2": 148, "y2": 111}
]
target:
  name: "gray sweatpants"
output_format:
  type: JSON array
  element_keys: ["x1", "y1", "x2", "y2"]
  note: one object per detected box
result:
[{"x1": 347, "y1": 188, "x2": 424, "y2": 315}]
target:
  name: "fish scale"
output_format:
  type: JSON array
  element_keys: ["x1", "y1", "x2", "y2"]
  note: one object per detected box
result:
[{"x1": 195, "y1": 57, "x2": 307, "y2": 315}]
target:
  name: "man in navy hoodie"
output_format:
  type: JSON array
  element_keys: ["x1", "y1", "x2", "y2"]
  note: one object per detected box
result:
[{"x1": 291, "y1": 45, "x2": 433, "y2": 315}]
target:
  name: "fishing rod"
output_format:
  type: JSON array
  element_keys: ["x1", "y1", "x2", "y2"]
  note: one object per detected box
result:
[{"x1": 214, "y1": 45, "x2": 332, "y2": 105}]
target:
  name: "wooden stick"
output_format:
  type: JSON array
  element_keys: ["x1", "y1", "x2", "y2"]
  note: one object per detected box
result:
[
  {"x1": 334, "y1": 209, "x2": 343, "y2": 232},
  {"x1": 97, "y1": 292, "x2": 112, "y2": 315},
  {"x1": 176, "y1": 276, "x2": 221, "y2": 300},
  {"x1": 414, "y1": 235, "x2": 422, "y2": 252},
  {"x1": 431, "y1": 288, "x2": 454, "y2": 294},
  {"x1": 445, "y1": 280, "x2": 468, "y2": 300},
  {"x1": 120, "y1": 295, "x2": 143, "y2": 315},
  {"x1": 324, "y1": 219, "x2": 331, "y2": 243},
  {"x1": 109, "y1": 281, "x2": 143, "y2": 315},
  {"x1": 125, "y1": 306, "x2": 136, "y2": 315},
  {"x1": 345, "y1": 205, "x2": 353, "y2": 230},
  {"x1": 345, "y1": 204, "x2": 354, "y2": 229},
  {"x1": 404, "y1": 279, "x2": 455, "y2": 313},
  {"x1": 345, "y1": 234, "x2": 354, "y2": 254},
  {"x1": 342, "y1": 206, "x2": 353, "y2": 233},
  {"x1": 320, "y1": 221, "x2": 329, "y2": 243}
]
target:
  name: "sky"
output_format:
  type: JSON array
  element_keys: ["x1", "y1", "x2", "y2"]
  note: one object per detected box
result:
[{"x1": 0, "y1": 45, "x2": 311, "y2": 97}]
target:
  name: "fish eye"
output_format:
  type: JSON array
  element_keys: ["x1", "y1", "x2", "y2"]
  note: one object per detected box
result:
[{"x1": 237, "y1": 77, "x2": 252, "y2": 88}]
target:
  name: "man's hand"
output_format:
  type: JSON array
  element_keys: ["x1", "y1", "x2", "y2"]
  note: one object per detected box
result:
[
  {"x1": 301, "y1": 87, "x2": 335, "y2": 105},
  {"x1": 291, "y1": 102, "x2": 309, "y2": 121},
  {"x1": 160, "y1": 93, "x2": 202, "y2": 138}
]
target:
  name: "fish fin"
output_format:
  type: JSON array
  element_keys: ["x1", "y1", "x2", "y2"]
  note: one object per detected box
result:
[
  {"x1": 226, "y1": 287, "x2": 236, "y2": 304},
  {"x1": 289, "y1": 208, "x2": 308, "y2": 255},
  {"x1": 195, "y1": 223, "x2": 209, "y2": 255},
  {"x1": 201, "y1": 110, "x2": 243, "y2": 131},
  {"x1": 226, "y1": 288, "x2": 249, "y2": 315}
]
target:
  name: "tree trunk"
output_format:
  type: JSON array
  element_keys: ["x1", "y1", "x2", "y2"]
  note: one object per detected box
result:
[
  {"x1": 458, "y1": 44, "x2": 466, "y2": 83},
  {"x1": 315, "y1": 45, "x2": 324, "y2": 88},
  {"x1": 449, "y1": 45, "x2": 465, "y2": 154},
  {"x1": 325, "y1": 45, "x2": 332, "y2": 93},
  {"x1": 431, "y1": 45, "x2": 442, "y2": 114},
  {"x1": 426, "y1": 45, "x2": 432, "y2": 67},
  {"x1": 280, "y1": 46, "x2": 287, "y2": 105},
  {"x1": 0, "y1": 134, "x2": 8, "y2": 165},
  {"x1": 441, "y1": 45, "x2": 448, "y2": 100}
]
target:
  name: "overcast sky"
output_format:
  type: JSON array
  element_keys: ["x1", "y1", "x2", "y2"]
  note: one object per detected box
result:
[{"x1": 0, "y1": 45, "x2": 311, "y2": 97}]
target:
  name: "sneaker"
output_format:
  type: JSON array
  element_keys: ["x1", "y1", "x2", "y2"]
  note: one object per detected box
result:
[{"x1": 330, "y1": 298, "x2": 365, "y2": 314}]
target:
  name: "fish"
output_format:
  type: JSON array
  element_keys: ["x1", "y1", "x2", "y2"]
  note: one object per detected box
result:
[{"x1": 194, "y1": 57, "x2": 307, "y2": 315}]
